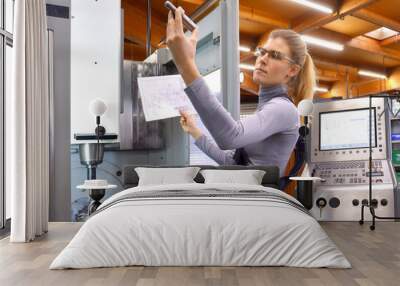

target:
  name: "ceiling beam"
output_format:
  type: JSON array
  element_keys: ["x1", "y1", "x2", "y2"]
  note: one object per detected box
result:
[
  {"x1": 305, "y1": 28, "x2": 400, "y2": 62},
  {"x1": 257, "y1": 0, "x2": 377, "y2": 47},
  {"x1": 239, "y1": 4, "x2": 289, "y2": 28},
  {"x1": 352, "y1": 8, "x2": 400, "y2": 33},
  {"x1": 240, "y1": 35, "x2": 387, "y2": 72},
  {"x1": 313, "y1": 58, "x2": 359, "y2": 74},
  {"x1": 292, "y1": 0, "x2": 377, "y2": 33},
  {"x1": 347, "y1": 35, "x2": 400, "y2": 62},
  {"x1": 381, "y1": 34, "x2": 400, "y2": 47},
  {"x1": 240, "y1": 40, "x2": 382, "y2": 76},
  {"x1": 316, "y1": 68, "x2": 346, "y2": 82}
]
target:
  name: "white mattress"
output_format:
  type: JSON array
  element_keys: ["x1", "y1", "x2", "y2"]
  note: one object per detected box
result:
[{"x1": 50, "y1": 183, "x2": 351, "y2": 269}]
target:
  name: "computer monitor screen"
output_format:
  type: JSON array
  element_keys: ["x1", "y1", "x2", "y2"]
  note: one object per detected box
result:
[{"x1": 319, "y1": 108, "x2": 376, "y2": 151}]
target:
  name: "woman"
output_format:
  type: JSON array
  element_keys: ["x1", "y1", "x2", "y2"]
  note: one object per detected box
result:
[{"x1": 166, "y1": 8, "x2": 316, "y2": 177}]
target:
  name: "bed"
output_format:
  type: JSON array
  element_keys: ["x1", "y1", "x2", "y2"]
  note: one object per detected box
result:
[{"x1": 50, "y1": 165, "x2": 351, "y2": 269}]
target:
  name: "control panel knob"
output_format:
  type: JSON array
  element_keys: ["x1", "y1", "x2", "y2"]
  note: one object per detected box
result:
[
  {"x1": 362, "y1": 199, "x2": 369, "y2": 206},
  {"x1": 381, "y1": 199, "x2": 388, "y2": 206},
  {"x1": 352, "y1": 199, "x2": 359, "y2": 206},
  {"x1": 371, "y1": 199, "x2": 378, "y2": 208},
  {"x1": 329, "y1": 197, "x2": 340, "y2": 208},
  {"x1": 316, "y1": 198, "x2": 327, "y2": 208}
]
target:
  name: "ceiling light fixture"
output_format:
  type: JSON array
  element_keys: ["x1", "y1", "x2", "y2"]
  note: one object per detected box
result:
[
  {"x1": 239, "y1": 64, "x2": 255, "y2": 71},
  {"x1": 314, "y1": 86, "x2": 329, "y2": 93},
  {"x1": 301, "y1": 35, "x2": 344, "y2": 51},
  {"x1": 240, "y1": 72, "x2": 244, "y2": 83},
  {"x1": 358, "y1": 70, "x2": 387, "y2": 79},
  {"x1": 239, "y1": 46, "x2": 251, "y2": 52},
  {"x1": 291, "y1": 0, "x2": 333, "y2": 14}
]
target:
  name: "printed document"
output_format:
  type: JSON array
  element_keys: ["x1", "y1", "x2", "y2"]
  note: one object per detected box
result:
[{"x1": 137, "y1": 75, "x2": 197, "y2": 121}]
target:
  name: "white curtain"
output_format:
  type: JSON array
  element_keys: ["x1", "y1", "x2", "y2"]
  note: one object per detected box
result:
[{"x1": 8, "y1": 0, "x2": 49, "y2": 242}]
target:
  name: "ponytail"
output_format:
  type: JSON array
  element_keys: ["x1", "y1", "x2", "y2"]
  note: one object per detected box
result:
[{"x1": 291, "y1": 53, "x2": 316, "y2": 106}]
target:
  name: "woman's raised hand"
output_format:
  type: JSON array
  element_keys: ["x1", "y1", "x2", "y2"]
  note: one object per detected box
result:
[{"x1": 166, "y1": 7, "x2": 201, "y2": 85}]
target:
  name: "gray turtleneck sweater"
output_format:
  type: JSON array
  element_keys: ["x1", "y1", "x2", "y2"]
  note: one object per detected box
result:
[{"x1": 184, "y1": 77, "x2": 300, "y2": 177}]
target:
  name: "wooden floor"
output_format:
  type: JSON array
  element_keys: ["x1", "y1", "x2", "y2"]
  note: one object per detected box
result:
[{"x1": 0, "y1": 222, "x2": 399, "y2": 286}]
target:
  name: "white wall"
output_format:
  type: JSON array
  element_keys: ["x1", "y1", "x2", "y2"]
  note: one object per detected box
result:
[{"x1": 70, "y1": 0, "x2": 121, "y2": 143}]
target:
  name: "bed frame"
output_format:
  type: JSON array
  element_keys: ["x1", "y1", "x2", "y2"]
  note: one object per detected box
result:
[{"x1": 123, "y1": 165, "x2": 281, "y2": 190}]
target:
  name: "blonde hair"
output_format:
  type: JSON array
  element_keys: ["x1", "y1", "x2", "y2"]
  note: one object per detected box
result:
[{"x1": 269, "y1": 29, "x2": 316, "y2": 106}]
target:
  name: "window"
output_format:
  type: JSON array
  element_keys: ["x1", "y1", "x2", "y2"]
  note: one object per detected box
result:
[{"x1": 1, "y1": 0, "x2": 14, "y2": 231}]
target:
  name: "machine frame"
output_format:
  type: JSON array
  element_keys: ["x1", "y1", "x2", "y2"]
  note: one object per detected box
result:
[{"x1": 360, "y1": 94, "x2": 400, "y2": 230}]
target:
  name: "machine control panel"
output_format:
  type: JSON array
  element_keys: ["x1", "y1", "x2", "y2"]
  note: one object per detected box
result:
[
  {"x1": 305, "y1": 97, "x2": 396, "y2": 221},
  {"x1": 312, "y1": 160, "x2": 392, "y2": 185},
  {"x1": 307, "y1": 160, "x2": 396, "y2": 221},
  {"x1": 309, "y1": 187, "x2": 394, "y2": 221}
]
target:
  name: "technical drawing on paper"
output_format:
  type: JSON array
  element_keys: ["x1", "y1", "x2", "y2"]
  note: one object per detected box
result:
[{"x1": 137, "y1": 75, "x2": 197, "y2": 121}]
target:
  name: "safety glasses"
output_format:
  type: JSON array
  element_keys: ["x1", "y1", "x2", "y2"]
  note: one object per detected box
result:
[{"x1": 255, "y1": 47, "x2": 299, "y2": 66}]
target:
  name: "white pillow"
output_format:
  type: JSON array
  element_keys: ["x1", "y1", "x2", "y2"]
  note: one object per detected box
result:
[
  {"x1": 135, "y1": 167, "x2": 201, "y2": 186},
  {"x1": 200, "y1": 169, "x2": 266, "y2": 185}
]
